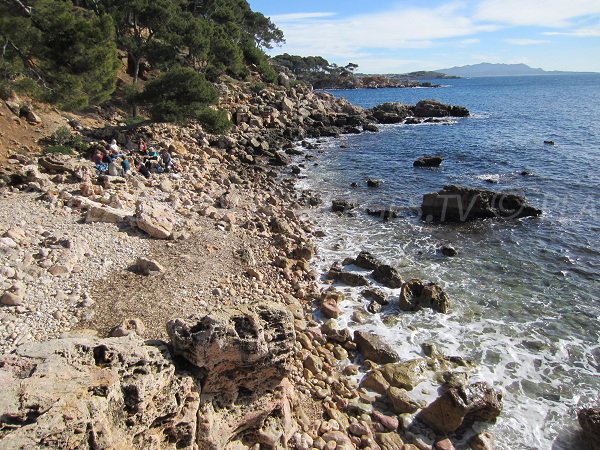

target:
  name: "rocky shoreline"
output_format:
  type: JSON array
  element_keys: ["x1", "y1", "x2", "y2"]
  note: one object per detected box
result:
[{"x1": 1, "y1": 81, "x2": 595, "y2": 449}]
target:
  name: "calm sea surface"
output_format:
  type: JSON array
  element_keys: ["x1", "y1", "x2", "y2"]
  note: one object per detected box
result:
[{"x1": 297, "y1": 75, "x2": 600, "y2": 449}]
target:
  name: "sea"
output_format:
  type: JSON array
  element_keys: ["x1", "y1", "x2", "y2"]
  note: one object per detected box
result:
[{"x1": 296, "y1": 74, "x2": 600, "y2": 449}]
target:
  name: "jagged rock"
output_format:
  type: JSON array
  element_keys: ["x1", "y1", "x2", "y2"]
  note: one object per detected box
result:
[
  {"x1": 167, "y1": 302, "x2": 295, "y2": 403},
  {"x1": 375, "y1": 432, "x2": 405, "y2": 449},
  {"x1": 421, "y1": 185, "x2": 542, "y2": 223},
  {"x1": 135, "y1": 200, "x2": 175, "y2": 239},
  {"x1": 0, "y1": 336, "x2": 199, "y2": 449},
  {"x1": 578, "y1": 408, "x2": 600, "y2": 450},
  {"x1": 217, "y1": 189, "x2": 240, "y2": 209},
  {"x1": 372, "y1": 264, "x2": 403, "y2": 289},
  {"x1": 328, "y1": 269, "x2": 370, "y2": 287},
  {"x1": 38, "y1": 153, "x2": 94, "y2": 179},
  {"x1": 109, "y1": 318, "x2": 146, "y2": 337},
  {"x1": 321, "y1": 290, "x2": 342, "y2": 319},
  {"x1": 362, "y1": 287, "x2": 389, "y2": 305},
  {"x1": 331, "y1": 199, "x2": 358, "y2": 213},
  {"x1": 413, "y1": 100, "x2": 469, "y2": 118},
  {"x1": 419, "y1": 382, "x2": 503, "y2": 434},
  {"x1": 135, "y1": 257, "x2": 165, "y2": 275},
  {"x1": 354, "y1": 251, "x2": 383, "y2": 270},
  {"x1": 380, "y1": 359, "x2": 428, "y2": 391},
  {"x1": 369, "y1": 103, "x2": 412, "y2": 124},
  {"x1": 354, "y1": 330, "x2": 399, "y2": 364},
  {"x1": 399, "y1": 279, "x2": 450, "y2": 313},
  {"x1": 363, "y1": 123, "x2": 379, "y2": 132},
  {"x1": 387, "y1": 387, "x2": 421, "y2": 414},
  {"x1": 414, "y1": 155, "x2": 443, "y2": 167},
  {"x1": 26, "y1": 110, "x2": 42, "y2": 124}
]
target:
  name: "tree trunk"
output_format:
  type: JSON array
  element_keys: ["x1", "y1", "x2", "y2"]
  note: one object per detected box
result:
[{"x1": 131, "y1": 55, "x2": 140, "y2": 117}]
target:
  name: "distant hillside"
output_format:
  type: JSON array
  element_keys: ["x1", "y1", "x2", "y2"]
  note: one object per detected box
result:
[
  {"x1": 437, "y1": 63, "x2": 594, "y2": 77},
  {"x1": 402, "y1": 71, "x2": 460, "y2": 80}
]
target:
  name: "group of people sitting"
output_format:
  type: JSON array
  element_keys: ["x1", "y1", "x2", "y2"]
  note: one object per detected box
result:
[{"x1": 93, "y1": 138, "x2": 179, "y2": 178}]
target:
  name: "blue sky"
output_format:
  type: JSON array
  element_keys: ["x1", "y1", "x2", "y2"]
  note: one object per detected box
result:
[{"x1": 248, "y1": 0, "x2": 600, "y2": 73}]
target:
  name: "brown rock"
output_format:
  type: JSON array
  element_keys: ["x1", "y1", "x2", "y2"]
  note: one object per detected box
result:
[
  {"x1": 381, "y1": 359, "x2": 428, "y2": 391},
  {"x1": 578, "y1": 408, "x2": 600, "y2": 450},
  {"x1": 135, "y1": 257, "x2": 165, "y2": 275},
  {"x1": 435, "y1": 438, "x2": 455, "y2": 450},
  {"x1": 418, "y1": 382, "x2": 503, "y2": 434},
  {"x1": 399, "y1": 279, "x2": 450, "y2": 314},
  {"x1": 375, "y1": 432, "x2": 404, "y2": 449},
  {"x1": 109, "y1": 318, "x2": 145, "y2": 337},
  {"x1": 354, "y1": 331, "x2": 399, "y2": 364},
  {"x1": 372, "y1": 264, "x2": 403, "y2": 289},
  {"x1": 469, "y1": 432, "x2": 497, "y2": 450},
  {"x1": 387, "y1": 387, "x2": 421, "y2": 414},
  {"x1": 360, "y1": 370, "x2": 390, "y2": 395}
]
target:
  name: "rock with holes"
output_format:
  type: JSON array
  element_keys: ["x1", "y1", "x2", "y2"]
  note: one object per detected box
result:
[
  {"x1": 0, "y1": 335, "x2": 199, "y2": 449},
  {"x1": 166, "y1": 302, "x2": 295, "y2": 403}
]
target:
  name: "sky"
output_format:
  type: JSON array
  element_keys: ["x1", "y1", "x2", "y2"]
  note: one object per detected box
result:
[{"x1": 247, "y1": 0, "x2": 600, "y2": 74}]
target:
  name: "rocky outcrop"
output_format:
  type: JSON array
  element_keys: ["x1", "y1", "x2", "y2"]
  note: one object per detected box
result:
[
  {"x1": 369, "y1": 103, "x2": 412, "y2": 124},
  {"x1": 413, "y1": 100, "x2": 469, "y2": 118},
  {"x1": 0, "y1": 335, "x2": 199, "y2": 449},
  {"x1": 167, "y1": 302, "x2": 295, "y2": 403},
  {"x1": 328, "y1": 269, "x2": 370, "y2": 287},
  {"x1": 354, "y1": 251, "x2": 384, "y2": 270},
  {"x1": 421, "y1": 185, "x2": 542, "y2": 222},
  {"x1": 399, "y1": 279, "x2": 450, "y2": 313},
  {"x1": 578, "y1": 408, "x2": 600, "y2": 450},
  {"x1": 354, "y1": 330, "x2": 399, "y2": 364},
  {"x1": 331, "y1": 199, "x2": 358, "y2": 213},
  {"x1": 419, "y1": 382, "x2": 503, "y2": 433},
  {"x1": 414, "y1": 155, "x2": 443, "y2": 167}
]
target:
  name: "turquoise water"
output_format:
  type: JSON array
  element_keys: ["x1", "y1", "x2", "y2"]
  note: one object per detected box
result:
[{"x1": 299, "y1": 75, "x2": 600, "y2": 449}]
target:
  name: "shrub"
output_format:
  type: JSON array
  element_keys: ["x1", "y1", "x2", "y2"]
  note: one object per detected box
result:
[
  {"x1": 45, "y1": 145, "x2": 74, "y2": 155},
  {"x1": 138, "y1": 67, "x2": 219, "y2": 123},
  {"x1": 198, "y1": 108, "x2": 232, "y2": 134}
]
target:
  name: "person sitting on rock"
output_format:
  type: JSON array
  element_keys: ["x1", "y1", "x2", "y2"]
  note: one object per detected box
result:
[
  {"x1": 121, "y1": 157, "x2": 131, "y2": 177},
  {"x1": 160, "y1": 149, "x2": 173, "y2": 172},
  {"x1": 108, "y1": 159, "x2": 120, "y2": 177},
  {"x1": 137, "y1": 138, "x2": 147, "y2": 153},
  {"x1": 146, "y1": 147, "x2": 158, "y2": 161},
  {"x1": 93, "y1": 150, "x2": 107, "y2": 173},
  {"x1": 135, "y1": 158, "x2": 151, "y2": 179},
  {"x1": 109, "y1": 139, "x2": 120, "y2": 153}
]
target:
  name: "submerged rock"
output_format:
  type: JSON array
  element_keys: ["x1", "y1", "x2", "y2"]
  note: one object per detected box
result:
[
  {"x1": 399, "y1": 279, "x2": 450, "y2": 313},
  {"x1": 419, "y1": 382, "x2": 503, "y2": 433},
  {"x1": 367, "y1": 178, "x2": 383, "y2": 188},
  {"x1": 328, "y1": 269, "x2": 370, "y2": 287},
  {"x1": 366, "y1": 207, "x2": 399, "y2": 220},
  {"x1": 421, "y1": 185, "x2": 542, "y2": 223}
]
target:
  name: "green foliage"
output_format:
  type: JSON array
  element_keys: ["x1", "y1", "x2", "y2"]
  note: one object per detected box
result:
[
  {"x1": 0, "y1": 81, "x2": 11, "y2": 100},
  {"x1": 0, "y1": 0, "x2": 119, "y2": 110},
  {"x1": 138, "y1": 66, "x2": 218, "y2": 123},
  {"x1": 125, "y1": 115, "x2": 147, "y2": 127},
  {"x1": 197, "y1": 107, "x2": 232, "y2": 134},
  {"x1": 271, "y1": 54, "x2": 358, "y2": 88},
  {"x1": 45, "y1": 145, "x2": 74, "y2": 155},
  {"x1": 48, "y1": 126, "x2": 89, "y2": 154}
]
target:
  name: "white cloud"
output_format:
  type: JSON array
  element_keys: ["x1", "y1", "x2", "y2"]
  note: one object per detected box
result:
[
  {"x1": 270, "y1": 12, "x2": 337, "y2": 22},
  {"x1": 505, "y1": 39, "x2": 551, "y2": 45},
  {"x1": 475, "y1": 0, "x2": 600, "y2": 27},
  {"x1": 271, "y1": 4, "x2": 492, "y2": 59},
  {"x1": 544, "y1": 24, "x2": 600, "y2": 36}
]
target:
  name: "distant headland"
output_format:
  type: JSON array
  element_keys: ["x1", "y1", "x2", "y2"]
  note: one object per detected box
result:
[{"x1": 436, "y1": 62, "x2": 599, "y2": 77}]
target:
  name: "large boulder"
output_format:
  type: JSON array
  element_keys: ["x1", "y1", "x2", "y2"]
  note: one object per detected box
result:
[
  {"x1": 578, "y1": 408, "x2": 600, "y2": 450},
  {"x1": 328, "y1": 269, "x2": 370, "y2": 287},
  {"x1": 85, "y1": 203, "x2": 133, "y2": 224},
  {"x1": 0, "y1": 336, "x2": 199, "y2": 449},
  {"x1": 399, "y1": 279, "x2": 450, "y2": 313},
  {"x1": 380, "y1": 359, "x2": 429, "y2": 391},
  {"x1": 354, "y1": 251, "x2": 384, "y2": 270},
  {"x1": 135, "y1": 200, "x2": 175, "y2": 239},
  {"x1": 418, "y1": 382, "x2": 503, "y2": 433},
  {"x1": 166, "y1": 302, "x2": 295, "y2": 403},
  {"x1": 331, "y1": 199, "x2": 358, "y2": 213},
  {"x1": 354, "y1": 330, "x2": 399, "y2": 364},
  {"x1": 421, "y1": 185, "x2": 542, "y2": 223},
  {"x1": 412, "y1": 100, "x2": 469, "y2": 118}
]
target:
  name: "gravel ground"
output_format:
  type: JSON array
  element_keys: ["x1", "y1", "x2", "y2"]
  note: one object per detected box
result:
[{"x1": 0, "y1": 190, "x2": 150, "y2": 354}]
